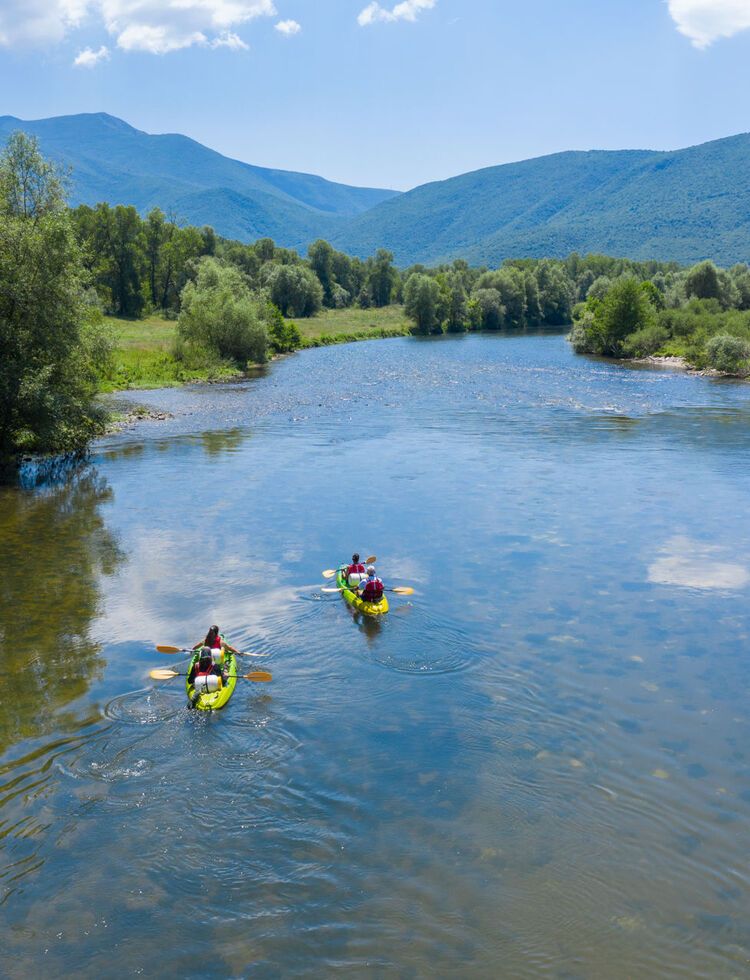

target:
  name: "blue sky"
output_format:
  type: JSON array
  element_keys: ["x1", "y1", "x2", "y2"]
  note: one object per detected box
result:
[{"x1": 1, "y1": 0, "x2": 750, "y2": 190}]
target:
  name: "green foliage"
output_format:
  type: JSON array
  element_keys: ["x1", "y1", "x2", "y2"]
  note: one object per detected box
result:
[
  {"x1": 571, "y1": 278, "x2": 656, "y2": 356},
  {"x1": 263, "y1": 263, "x2": 323, "y2": 317},
  {"x1": 621, "y1": 324, "x2": 670, "y2": 358},
  {"x1": 178, "y1": 258, "x2": 269, "y2": 366},
  {"x1": 705, "y1": 333, "x2": 750, "y2": 375},
  {"x1": 266, "y1": 305, "x2": 302, "y2": 354},
  {"x1": 403, "y1": 274, "x2": 442, "y2": 335},
  {"x1": 0, "y1": 132, "x2": 109, "y2": 462}
]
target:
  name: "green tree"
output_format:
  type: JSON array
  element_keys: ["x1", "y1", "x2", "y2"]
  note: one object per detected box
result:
[
  {"x1": 472, "y1": 288, "x2": 505, "y2": 330},
  {"x1": 705, "y1": 333, "x2": 750, "y2": 374},
  {"x1": 308, "y1": 239, "x2": 335, "y2": 306},
  {"x1": 536, "y1": 261, "x2": 575, "y2": 324},
  {"x1": 367, "y1": 249, "x2": 398, "y2": 307},
  {"x1": 264, "y1": 263, "x2": 323, "y2": 317},
  {"x1": 0, "y1": 133, "x2": 110, "y2": 463},
  {"x1": 442, "y1": 271, "x2": 468, "y2": 332},
  {"x1": 404, "y1": 273, "x2": 442, "y2": 334},
  {"x1": 178, "y1": 258, "x2": 269, "y2": 365},
  {"x1": 575, "y1": 277, "x2": 656, "y2": 356},
  {"x1": 685, "y1": 260, "x2": 721, "y2": 302}
]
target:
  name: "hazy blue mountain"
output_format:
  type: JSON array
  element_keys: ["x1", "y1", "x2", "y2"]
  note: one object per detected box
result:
[
  {"x1": 0, "y1": 112, "x2": 396, "y2": 248},
  {"x1": 331, "y1": 135, "x2": 750, "y2": 267},
  {"x1": 2, "y1": 113, "x2": 750, "y2": 266}
]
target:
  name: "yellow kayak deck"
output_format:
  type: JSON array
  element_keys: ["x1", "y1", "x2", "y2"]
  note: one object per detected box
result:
[{"x1": 336, "y1": 567, "x2": 389, "y2": 616}]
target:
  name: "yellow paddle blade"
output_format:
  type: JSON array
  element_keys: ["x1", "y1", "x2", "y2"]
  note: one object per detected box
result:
[
  {"x1": 245, "y1": 670, "x2": 272, "y2": 682},
  {"x1": 156, "y1": 645, "x2": 184, "y2": 654},
  {"x1": 322, "y1": 569, "x2": 337, "y2": 579},
  {"x1": 366, "y1": 555, "x2": 377, "y2": 564},
  {"x1": 392, "y1": 587, "x2": 414, "y2": 595},
  {"x1": 150, "y1": 668, "x2": 179, "y2": 680}
]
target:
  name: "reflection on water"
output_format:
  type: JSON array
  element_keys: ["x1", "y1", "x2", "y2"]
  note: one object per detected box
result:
[
  {"x1": 0, "y1": 470, "x2": 122, "y2": 749},
  {"x1": 2, "y1": 334, "x2": 750, "y2": 976}
]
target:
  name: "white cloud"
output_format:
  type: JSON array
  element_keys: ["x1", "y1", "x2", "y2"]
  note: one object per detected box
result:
[
  {"x1": 73, "y1": 43, "x2": 110, "y2": 66},
  {"x1": 210, "y1": 30, "x2": 249, "y2": 49},
  {"x1": 0, "y1": 0, "x2": 275, "y2": 53},
  {"x1": 275, "y1": 18, "x2": 300, "y2": 35},
  {"x1": 358, "y1": 0, "x2": 436, "y2": 27},
  {"x1": 668, "y1": 0, "x2": 750, "y2": 48},
  {"x1": 0, "y1": 0, "x2": 88, "y2": 46}
]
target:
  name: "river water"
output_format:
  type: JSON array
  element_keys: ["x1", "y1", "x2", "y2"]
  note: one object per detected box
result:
[{"x1": 1, "y1": 333, "x2": 749, "y2": 977}]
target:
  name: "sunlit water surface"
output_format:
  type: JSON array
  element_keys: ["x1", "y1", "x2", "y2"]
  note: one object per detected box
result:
[{"x1": 2, "y1": 334, "x2": 750, "y2": 977}]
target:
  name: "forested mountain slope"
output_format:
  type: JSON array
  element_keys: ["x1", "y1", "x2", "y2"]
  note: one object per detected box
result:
[
  {"x1": 0, "y1": 112, "x2": 398, "y2": 248},
  {"x1": 332, "y1": 135, "x2": 750, "y2": 267},
  {"x1": 2, "y1": 114, "x2": 749, "y2": 266}
]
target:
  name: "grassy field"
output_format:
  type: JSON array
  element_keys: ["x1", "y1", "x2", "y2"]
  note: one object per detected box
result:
[
  {"x1": 102, "y1": 315, "x2": 239, "y2": 391},
  {"x1": 102, "y1": 306, "x2": 411, "y2": 391},
  {"x1": 293, "y1": 305, "x2": 410, "y2": 342}
]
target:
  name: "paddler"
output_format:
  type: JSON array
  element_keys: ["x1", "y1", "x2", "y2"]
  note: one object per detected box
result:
[
  {"x1": 358, "y1": 565, "x2": 385, "y2": 604},
  {"x1": 345, "y1": 553, "x2": 367, "y2": 588},
  {"x1": 188, "y1": 646, "x2": 228, "y2": 707},
  {"x1": 194, "y1": 624, "x2": 240, "y2": 657}
]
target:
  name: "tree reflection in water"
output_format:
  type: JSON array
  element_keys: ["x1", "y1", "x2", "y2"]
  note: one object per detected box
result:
[{"x1": 0, "y1": 468, "x2": 122, "y2": 749}]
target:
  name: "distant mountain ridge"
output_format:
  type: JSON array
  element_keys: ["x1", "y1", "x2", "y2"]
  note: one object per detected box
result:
[
  {"x1": 2, "y1": 113, "x2": 750, "y2": 266},
  {"x1": 0, "y1": 112, "x2": 398, "y2": 248},
  {"x1": 330, "y1": 136, "x2": 750, "y2": 267}
]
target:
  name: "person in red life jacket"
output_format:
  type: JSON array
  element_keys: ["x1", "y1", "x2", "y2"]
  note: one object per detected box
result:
[
  {"x1": 345, "y1": 553, "x2": 367, "y2": 588},
  {"x1": 358, "y1": 565, "x2": 385, "y2": 603},
  {"x1": 187, "y1": 646, "x2": 227, "y2": 706},
  {"x1": 193, "y1": 625, "x2": 239, "y2": 656}
]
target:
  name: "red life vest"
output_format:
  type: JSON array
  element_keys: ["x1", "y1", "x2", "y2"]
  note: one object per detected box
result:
[
  {"x1": 361, "y1": 577, "x2": 384, "y2": 602},
  {"x1": 195, "y1": 661, "x2": 217, "y2": 678},
  {"x1": 347, "y1": 563, "x2": 366, "y2": 578}
]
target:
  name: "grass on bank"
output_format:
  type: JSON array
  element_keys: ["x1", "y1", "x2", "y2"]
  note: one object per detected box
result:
[{"x1": 101, "y1": 307, "x2": 412, "y2": 391}]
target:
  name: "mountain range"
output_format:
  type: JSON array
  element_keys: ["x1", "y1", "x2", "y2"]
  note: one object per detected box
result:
[{"x1": 2, "y1": 112, "x2": 749, "y2": 267}]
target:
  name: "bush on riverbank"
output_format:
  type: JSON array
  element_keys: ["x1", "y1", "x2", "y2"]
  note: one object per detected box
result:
[{"x1": 177, "y1": 258, "x2": 269, "y2": 367}]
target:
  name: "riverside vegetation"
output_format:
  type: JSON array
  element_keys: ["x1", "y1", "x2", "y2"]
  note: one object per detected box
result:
[{"x1": 3, "y1": 131, "x2": 750, "y2": 470}]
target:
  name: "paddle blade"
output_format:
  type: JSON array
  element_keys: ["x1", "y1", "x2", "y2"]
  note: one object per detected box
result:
[
  {"x1": 321, "y1": 586, "x2": 344, "y2": 594},
  {"x1": 392, "y1": 586, "x2": 414, "y2": 595},
  {"x1": 366, "y1": 555, "x2": 377, "y2": 564},
  {"x1": 322, "y1": 569, "x2": 337, "y2": 579},
  {"x1": 244, "y1": 670, "x2": 273, "y2": 682},
  {"x1": 150, "y1": 668, "x2": 179, "y2": 680},
  {"x1": 156, "y1": 645, "x2": 185, "y2": 654}
]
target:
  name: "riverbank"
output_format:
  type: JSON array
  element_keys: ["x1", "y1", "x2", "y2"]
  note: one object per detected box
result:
[
  {"x1": 101, "y1": 307, "x2": 412, "y2": 391},
  {"x1": 625, "y1": 353, "x2": 748, "y2": 379}
]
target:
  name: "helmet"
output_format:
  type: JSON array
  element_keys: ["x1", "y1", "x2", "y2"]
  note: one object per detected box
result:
[
  {"x1": 200, "y1": 646, "x2": 212, "y2": 661},
  {"x1": 352, "y1": 553, "x2": 360, "y2": 562},
  {"x1": 366, "y1": 565, "x2": 376, "y2": 575}
]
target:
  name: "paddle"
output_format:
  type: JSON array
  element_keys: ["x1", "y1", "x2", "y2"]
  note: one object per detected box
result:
[
  {"x1": 321, "y1": 585, "x2": 414, "y2": 596},
  {"x1": 150, "y1": 668, "x2": 272, "y2": 682},
  {"x1": 156, "y1": 645, "x2": 269, "y2": 658},
  {"x1": 322, "y1": 556, "x2": 377, "y2": 579}
]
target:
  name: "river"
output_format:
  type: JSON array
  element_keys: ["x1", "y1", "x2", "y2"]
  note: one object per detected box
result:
[{"x1": 1, "y1": 333, "x2": 749, "y2": 977}]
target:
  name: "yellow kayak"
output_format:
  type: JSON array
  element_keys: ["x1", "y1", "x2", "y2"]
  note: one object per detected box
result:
[
  {"x1": 336, "y1": 566, "x2": 389, "y2": 616},
  {"x1": 186, "y1": 650, "x2": 237, "y2": 711}
]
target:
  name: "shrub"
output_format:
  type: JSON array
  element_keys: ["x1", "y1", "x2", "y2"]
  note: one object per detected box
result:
[
  {"x1": 622, "y1": 324, "x2": 670, "y2": 357},
  {"x1": 705, "y1": 334, "x2": 750, "y2": 374},
  {"x1": 178, "y1": 258, "x2": 268, "y2": 366}
]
